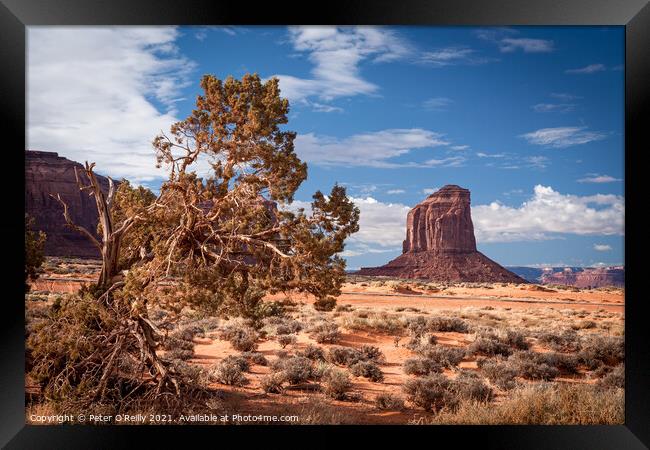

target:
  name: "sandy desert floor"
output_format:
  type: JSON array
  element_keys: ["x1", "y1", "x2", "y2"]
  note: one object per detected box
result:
[{"x1": 25, "y1": 259, "x2": 625, "y2": 425}]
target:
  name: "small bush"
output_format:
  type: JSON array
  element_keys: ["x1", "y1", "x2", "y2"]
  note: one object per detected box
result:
[
  {"x1": 167, "y1": 348, "x2": 194, "y2": 361},
  {"x1": 477, "y1": 357, "x2": 518, "y2": 390},
  {"x1": 221, "y1": 355, "x2": 250, "y2": 372},
  {"x1": 280, "y1": 356, "x2": 313, "y2": 385},
  {"x1": 260, "y1": 372, "x2": 285, "y2": 393},
  {"x1": 328, "y1": 346, "x2": 363, "y2": 366},
  {"x1": 310, "y1": 321, "x2": 341, "y2": 344},
  {"x1": 314, "y1": 297, "x2": 337, "y2": 312},
  {"x1": 375, "y1": 392, "x2": 405, "y2": 410},
  {"x1": 537, "y1": 329, "x2": 581, "y2": 352},
  {"x1": 427, "y1": 316, "x2": 470, "y2": 333},
  {"x1": 359, "y1": 345, "x2": 384, "y2": 362},
  {"x1": 297, "y1": 344, "x2": 326, "y2": 361},
  {"x1": 220, "y1": 325, "x2": 259, "y2": 352},
  {"x1": 467, "y1": 337, "x2": 513, "y2": 357},
  {"x1": 323, "y1": 368, "x2": 352, "y2": 400},
  {"x1": 403, "y1": 374, "x2": 457, "y2": 412},
  {"x1": 403, "y1": 358, "x2": 443, "y2": 376},
  {"x1": 598, "y1": 364, "x2": 624, "y2": 389},
  {"x1": 419, "y1": 346, "x2": 466, "y2": 368},
  {"x1": 453, "y1": 371, "x2": 494, "y2": 402},
  {"x1": 277, "y1": 334, "x2": 297, "y2": 349},
  {"x1": 504, "y1": 330, "x2": 529, "y2": 350},
  {"x1": 211, "y1": 358, "x2": 247, "y2": 386},
  {"x1": 579, "y1": 335, "x2": 624, "y2": 367},
  {"x1": 241, "y1": 351, "x2": 268, "y2": 366},
  {"x1": 508, "y1": 352, "x2": 559, "y2": 381},
  {"x1": 350, "y1": 361, "x2": 384, "y2": 382}
]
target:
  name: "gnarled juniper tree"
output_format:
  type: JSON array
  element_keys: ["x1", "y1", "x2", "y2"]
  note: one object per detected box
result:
[{"x1": 30, "y1": 73, "x2": 359, "y2": 405}]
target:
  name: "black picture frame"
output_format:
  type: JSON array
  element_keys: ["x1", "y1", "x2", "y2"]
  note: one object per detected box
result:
[{"x1": 2, "y1": 0, "x2": 648, "y2": 448}]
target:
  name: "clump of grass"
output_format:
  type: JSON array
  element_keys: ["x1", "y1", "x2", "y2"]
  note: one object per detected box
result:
[
  {"x1": 349, "y1": 360, "x2": 384, "y2": 382},
  {"x1": 477, "y1": 357, "x2": 518, "y2": 390},
  {"x1": 260, "y1": 372, "x2": 285, "y2": 393},
  {"x1": 375, "y1": 392, "x2": 405, "y2": 410},
  {"x1": 402, "y1": 374, "x2": 457, "y2": 412},
  {"x1": 277, "y1": 334, "x2": 297, "y2": 349},
  {"x1": 277, "y1": 356, "x2": 313, "y2": 385},
  {"x1": 322, "y1": 368, "x2": 352, "y2": 400},
  {"x1": 297, "y1": 344, "x2": 326, "y2": 361},
  {"x1": 309, "y1": 321, "x2": 341, "y2": 344},
  {"x1": 426, "y1": 316, "x2": 470, "y2": 333},
  {"x1": 597, "y1": 364, "x2": 624, "y2": 389},
  {"x1": 211, "y1": 358, "x2": 247, "y2": 386},
  {"x1": 418, "y1": 346, "x2": 466, "y2": 368},
  {"x1": 403, "y1": 358, "x2": 443, "y2": 376}
]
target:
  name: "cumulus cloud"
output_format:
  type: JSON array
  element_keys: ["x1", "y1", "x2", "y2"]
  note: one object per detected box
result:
[
  {"x1": 28, "y1": 26, "x2": 196, "y2": 182},
  {"x1": 577, "y1": 174, "x2": 621, "y2": 183},
  {"x1": 593, "y1": 244, "x2": 612, "y2": 252},
  {"x1": 520, "y1": 127, "x2": 607, "y2": 148},
  {"x1": 294, "y1": 128, "x2": 452, "y2": 168},
  {"x1": 273, "y1": 26, "x2": 411, "y2": 105},
  {"x1": 565, "y1": 63, "x2": 606, "y2": 74},
  {"x1": 472, "y1": 185, "x2": 624, "y2": 242}
]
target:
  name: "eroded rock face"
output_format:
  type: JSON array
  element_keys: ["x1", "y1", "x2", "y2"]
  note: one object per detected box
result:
[
  {"x1": 25, "y1": 150, "x2": 110, "y2": 257},
  {"x1": 403, "y1": 185, "x2": 476, "y2": 253},
  {"x1": 358, "y1": 185, "x2": 525, "y2": 283},
  {"x1": 540, "y1": 267, "x2": 624, "y2": 288}
]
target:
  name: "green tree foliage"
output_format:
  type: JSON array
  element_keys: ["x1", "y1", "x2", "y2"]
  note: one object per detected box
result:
[{"x1": 25, "y1": 214, "x2": 46, "y2": 292}]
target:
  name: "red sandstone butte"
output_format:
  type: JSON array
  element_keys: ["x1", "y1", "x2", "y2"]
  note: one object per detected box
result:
[
  {"x1": 357, "y1": 185, "x2": 526, "y2": 283},
  {"x1": 25, "y1": 150, "x2": 112, "y2": 258}
]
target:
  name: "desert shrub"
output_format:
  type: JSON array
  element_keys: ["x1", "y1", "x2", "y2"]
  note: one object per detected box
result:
[
  {"x1": 314, "y1": 297, "x2": 337, "y2": 312},
  {"x1": 310, "y1": 361, "x2": 333, "y2": 381},
  {"x1": 597, "y1": 364, "x2": 624, "y2": 389},
  {"x1": 508, "y1": 352, "x2": 559, "y2": 381},
  {"x1": 375, "y1": 392, "x2": 405, "y2": 410},
  {"x1": 349, "y1": 361, "x2": 384, "y2": 382},
  {"x1": 297, "y1": 344, "x2": 326, "y2": 361},
  {"x1": 221, "y1": 355, "x2": 250, "y2": 372},
  {"x1": 359, "y1": 345, "x2": 384, "y2": 362},
  {"x1": 275, "y1": 324, "x2": 293, "y2": 335},
  {"x1": 322, "y1": 368, "x2": 352, "y2": 400},
  {"x1": 328, "y1": 346, "x2": 363, "y2": 366},
  {"x1": 240, "y1": 351, "x2": 268, "y2": 366},
  {"x1": 173, "y1": 324, "x2": 205, "y2": 341},
  {"x1": 453, "y1": 371, "x2": 494, "y2": 402},
  {"x1": 219, "y1": 324, "x2": 259, "y2": 352},
  {"x1": 428, "y1": 383, "x2": 624, "y2": 425},
  {"x1": 579, "y1": 335, "x2": 624, "y2": 367},
  {"x1": 167, "y1": 348, "x2": 194, "y2": 361},
  {"x1": 309, "y1": 321, "x2": 341, "y2": 344},
  {"x1": 536, "y1": 352, "x2": 580, "y2": 375},
  {"x1": 194, "y1": 317, "x2": 221, "y2": 334},
  {"x1": 260, "y1": 372, "x2": 285, "y2": 393},
  {"x1": 537, "y1": 329, "x2": 581, "y2": 352},
  {"x1": 467, "y1": 337, "x2": 512, "y2": 357},
  {"x1": 403, "y1": 374, "x2": 457, "y2": 412},
  {"x1": 335, "y1": 304, "x2": 354, "y2": 313},
  {"x1": 277, "y1": 334, "x2": 297, "y2": 349},
  {"x1": 403, "y1": 358, "x2": 443, "y2": 376},
  {"x1": 211, "y1": 358, "x2": 247, "y2": 386},
  {"x1": 419, "y1": 346, "x2": 466, "y2": 368},
  {"x1": 162, "y1": 335, "x2": 194, "y2": 352},
  {"x1": 279, "y1": 356, "x2": 313, "y2": 385},
  {"x1": 427, "y1": 316, "x2": 470, "y2": 333},
  {"x1": 477, "y1": 357, "x2": 518, "y2": 390},
  {"x1": 572, "y1": 320, "x2": 597, "y2": 330},
  {"x1": 405, "y1": 336, "x2": 424, "y2": 351},
  {"x1": 504, "y1": 330, "x2": 529, "y2": 350}
]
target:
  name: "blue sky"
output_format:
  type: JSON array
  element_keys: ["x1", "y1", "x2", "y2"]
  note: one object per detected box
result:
[{"x1": 27, "y1": 26, "x2": 624, "y2": 268}]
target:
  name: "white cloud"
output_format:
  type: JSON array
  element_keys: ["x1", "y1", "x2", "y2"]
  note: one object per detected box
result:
[
  {"x1": 593, "y1": 244, "x2": 612, "y2": 252},
  {"x1": 520, "y1": 127, "x2": 607, "y2": 148},
  {"x1": 386, "y1": 189, "x2": 406, "y2": 195},
  {"x1": 532, "y1": 103, "x2": 576, "y2": 113},
  {"x1": 473, "y1": 185, "x2": 624, "y2": 243},
  {"x1": 347, "y1": 197, "x2": 411, "y2": 248},
  {"x1": 294, "y1": 128, "x2": 451, "y2": 168},
  {"x1": 273, "y1": 26, "x2": 411, "y2": 105},
  {"x1": 310, "y1": 102, "x2": 344, "y2": 113},
  {"x1": 499, "y1": 38, "x2": 554, "y2": 53},
  {"x1": 550, "y1": 92, "x2": 581, "y2": 101},
  {"x1": 422, "y1": 187, "x2": 440, "y2": 195},
  {"x1": 477, "y1": 152, "x2": 506, "y2": 158},
  {"x1": 565, "y1": 64, "x2": 606, "y2": 74},
  {"x1": 578, "y1": 174, "x2": 621, "y2": 183},
  {"x1": 419, "y1": 46, "x2": 493, "y2": 66},
  {"x1": 451, "y1": 145, "x2": 469, "y2": 150},
  {"x1": 422, "y1": 97, "x2": 453, "y2": 111},
  {"x1": 28, "y1": 26, "x2": 196, "y2": 182}
]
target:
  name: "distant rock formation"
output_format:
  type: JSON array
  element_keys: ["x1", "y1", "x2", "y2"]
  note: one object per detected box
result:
[
  {"x1": 540, "y1": 266, "x2": 624, "y2": 288},
  {"x1": 357, "y1": 185, "x2": 526, "y2": 283},
  {"x1": 25, "y1": 150, "x2": 112, "y2": 258}
]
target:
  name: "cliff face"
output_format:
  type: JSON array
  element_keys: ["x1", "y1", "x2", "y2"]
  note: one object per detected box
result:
[
  {"x1": 25, "y1": 150, "x2": 110, "y2": 258},
  {"x1": 357, "y1": 185, "x2": 526, "y2": 283},
  {"x1": 403, "y1": 185, "x2": 476, "y2": 253},
  {"x1": 540, "y1": 267, "x2": 624, "y2": 288}
]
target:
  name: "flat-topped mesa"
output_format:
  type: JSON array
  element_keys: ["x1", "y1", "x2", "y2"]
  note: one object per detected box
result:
[
  {"x1": 403, "y1": 185, "x2": 476, "y2": 254},
  {"x1": 357, "y1": 185, "x2": 526, "y2": 283}
]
